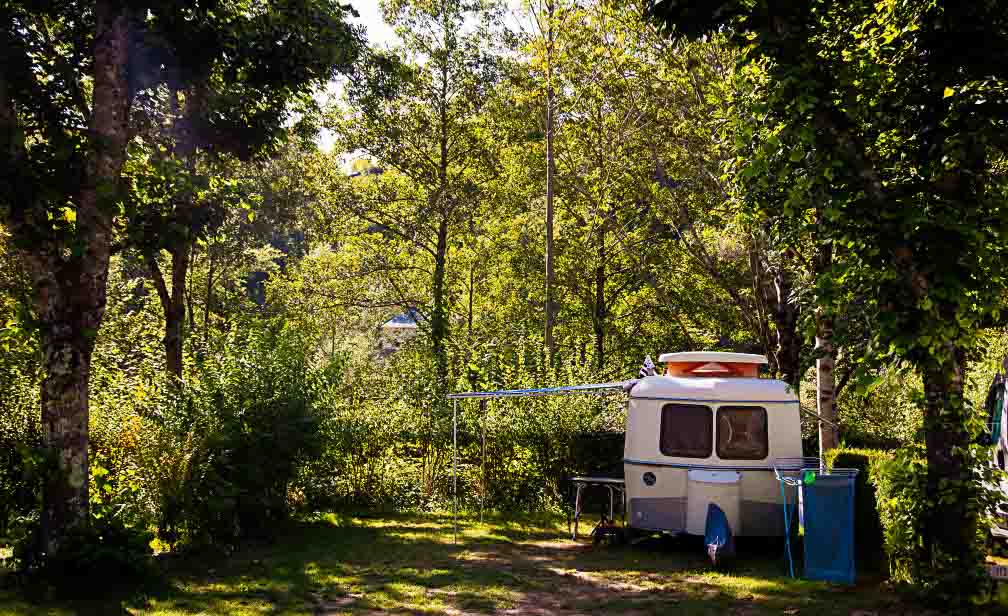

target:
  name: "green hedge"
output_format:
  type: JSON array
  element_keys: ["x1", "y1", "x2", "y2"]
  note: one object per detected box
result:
[
  {"x1": 868, "y1": 448, "x2": 925, "y2": 585},
  {"x1": 824, "y1": 447, "x2": 892, "y2": 570}
]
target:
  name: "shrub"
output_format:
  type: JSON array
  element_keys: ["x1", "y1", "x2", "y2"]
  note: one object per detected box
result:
[
  {"x1": 143, "y1": 326, "x2": 324, "y2": 549},
  {"x1": 4, "y1": 461, "x2": 154, "y2": 586},
  {"x1": 870, "y1": 448, "x2": 925, "y2": 584},
  {"x1": 0, "y1": 435, "x2": 42, "y2": 545},
  {"x1": 41, "y1": 517, "x2": 154, "y2": 589},
  {"x1": 871, "y1": 445, "x2": 999, "y2": 602},
  {"x1": 0, "y1": 363, "x2": 42, "y2": 544},
  {"x1": 823, "y1": 447, "x2": 891, "y2": 570}
]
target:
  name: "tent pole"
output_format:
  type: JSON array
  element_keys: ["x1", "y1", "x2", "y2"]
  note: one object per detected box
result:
[{"x1": 453, "y1": 398, "x2": 458, "y2": 545}]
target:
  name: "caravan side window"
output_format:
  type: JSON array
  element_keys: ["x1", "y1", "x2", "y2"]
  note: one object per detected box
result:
[
  {"x1": 716, "y1": 406, "x2": 768, "y2": 460},
  {"x1": 660, "y1": 404, "x2": 713, "y2": 458}
]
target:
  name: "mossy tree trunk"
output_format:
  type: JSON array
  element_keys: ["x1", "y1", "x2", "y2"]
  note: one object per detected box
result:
[{"x1": 33, "y1": 0, "x2": 131, "y2": 553}]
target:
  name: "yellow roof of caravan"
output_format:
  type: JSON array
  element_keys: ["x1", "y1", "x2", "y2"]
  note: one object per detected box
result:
[{"x1": 629, "y1": 375, "x2": 796, "y2": 403}]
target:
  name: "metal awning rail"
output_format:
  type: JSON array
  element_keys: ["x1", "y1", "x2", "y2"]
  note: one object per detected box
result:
[{"x1": 447, "y1": 382, "x2": 628, "y2": 400}]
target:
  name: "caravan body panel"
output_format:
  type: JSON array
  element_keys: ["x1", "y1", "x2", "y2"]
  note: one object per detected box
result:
[{"x1": 624, "y1": 375, "x2": 801, "y2": 537}]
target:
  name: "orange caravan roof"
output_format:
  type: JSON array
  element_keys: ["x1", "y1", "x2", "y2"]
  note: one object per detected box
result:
[{"x1": 657, "y1": 352, "x2": 768, "y2": 378}]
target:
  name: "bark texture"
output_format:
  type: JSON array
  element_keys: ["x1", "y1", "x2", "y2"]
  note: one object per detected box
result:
[
  {"x1": 148, "y1": 243, "x2": 191, "y2": 380},
  {"x1": 815, "y1": 238, "x2": 838, "y2": 453},
  {"x1": 771, "y1": 264, "x2": 802, "y2": 391},
  {"x1": 815, "y1": 309, "x2": 838, "y2": 452},
  {"x1": 35, "y1": 0, "x2": 131, "y2": 553}
]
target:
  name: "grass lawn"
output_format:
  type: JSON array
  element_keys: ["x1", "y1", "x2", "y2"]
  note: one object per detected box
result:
[{"x1": 0, "y1": 511, "x2": 965, "y2": 615}]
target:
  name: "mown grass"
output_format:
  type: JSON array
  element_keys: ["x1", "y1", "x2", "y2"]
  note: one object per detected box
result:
[{"x1": 0, "y1": 511, "x2": 961, "y2": 615}]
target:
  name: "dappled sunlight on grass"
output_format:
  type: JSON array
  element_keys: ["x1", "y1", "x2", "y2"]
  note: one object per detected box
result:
[{"x1": 0, "y1": 511, "x2": 960, "y2": 614}]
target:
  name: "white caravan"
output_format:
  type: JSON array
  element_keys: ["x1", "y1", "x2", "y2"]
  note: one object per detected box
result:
[{"x1": 623, "y1": 352, "x2": 802, "y2": 537}]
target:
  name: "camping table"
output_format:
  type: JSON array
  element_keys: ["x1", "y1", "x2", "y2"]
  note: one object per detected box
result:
[{"x1": 569, "y1": 476, "x2": 626, "y2": 540}]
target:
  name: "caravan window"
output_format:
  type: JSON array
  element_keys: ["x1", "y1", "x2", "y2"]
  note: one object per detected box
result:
[
  {"x1": 716, "y1": 406, "x2": 768, "y2": 460},
  {"x1": 660, "y1": 404, "x2": 712, "y2": 458}
]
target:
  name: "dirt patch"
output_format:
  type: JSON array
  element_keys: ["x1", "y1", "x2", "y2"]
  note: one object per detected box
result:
[{"x1": 309, "y1": 590, "x2": 365, "y2": 614}]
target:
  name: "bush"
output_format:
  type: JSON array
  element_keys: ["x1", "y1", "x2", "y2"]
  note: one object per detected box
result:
[
  {"x1": 823, "y1": 447, "x2": 891, "y2": 570},
  {"x1": 0, "y1": 363, "x2": 42, "y2": 544},
  {"x1": 143, "y1": 326, "x2": 325, "y2": 550},
  {"x1": 871, "y1": 445, "x2": 999, "y2": 603},
  {"x1": 3, "y1": 461, "x2": 154, "y2": 587},
  {"x1": 0, "y1": 435, "x2": 42, "y2": 545},
  {"x1": 41, "y1": 517, "x2": 154, "y2": 589},
  {"x1": 870, "y1": 448, "x2": 925, "y2": 584}
]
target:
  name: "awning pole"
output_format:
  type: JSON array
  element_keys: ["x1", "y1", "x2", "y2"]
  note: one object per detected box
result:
[
  {"x1": 453, "y1": 398, "x2": 458, "y2": 545},
  {"x1": 480, "y1": 399, "x2": 487, "y2": 524}
]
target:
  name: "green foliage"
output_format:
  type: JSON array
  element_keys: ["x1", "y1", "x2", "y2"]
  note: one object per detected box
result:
[
  {"x1": 288, "y1": 333, "x2": 624, "y2": 514},
  {"x1": 39, "y1": 516, "x2": 154, "y2": 590},
  {"x1": 835, "y1": 366, "x2": 923, "y2": 449},
  {"x1": 6, "y1": 2, "x2": 1008, "y2": 605},
  {"x1": 648, "y1": 0, "x2": 1008, "y2": 602},
  {"x1": 0, "y1": 419, "x2": 41, "y2": 546},
  {"x1": 871, "y1": 449, "x2": 929, "y2": 586},
  {"x1": 452, "y1": 337, "x2": 624, "y2": 511},
  {"x1": 823, "y1": 447, "x2": 890, "y2": 570},
  {"x1": 871, "y1": 446, "x2": 1001, "y2": 601},
  {"x1": 145, "y1": 326, "x2": 324, "y2": 549}
]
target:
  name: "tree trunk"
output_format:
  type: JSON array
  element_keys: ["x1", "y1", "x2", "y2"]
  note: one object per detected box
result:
[
  {"x1": 186, "y1": 242, "x2": 197, "y2": 332},
  {"x1": 431, "y1": 39, "x2": 452, "y2": 401},
  {"x1": 770, "y1": 258, "x2": 802, "y2": 393},
  {"x1": 432, "y1": 215, "x2": 450, "y2": 394},
  {"x1": 467, "y1": 264, "x2": 474, "y2": 338},
  {"x1": 750, "y1": 244, "x2": 801, "y2": 389},
  {"x1": 204, "y1": 251, "x2": 214, "y2": 343},
  {"x1": 815, "y1": 309, "x2": 838, "y2": 452},
  {"x1": 593, "y1": 226, "x2": 606, "y2": 371},
  {"x1": 543, "y1": 0, "x2": 557, "y2": 359},
  {"x1": 148, "y1": 244, "x2": 191, "y2": 381},
  {"x1": 37, "y1": 0, "x2": 130, "y2": 553},
  {"x1": 815, "y1": 238, "x2": 838, "y2": 453},
  {"x1": 921, "y1": 346, "x2": 978, "y2": 596},
  {"x1": 37, "y1": 283, "x2": 100, "y2": 555}
]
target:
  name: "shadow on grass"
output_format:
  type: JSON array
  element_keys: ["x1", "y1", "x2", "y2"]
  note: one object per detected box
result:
[{"x1": 0, "y1": 512, "x2": 935, "y2": 615}]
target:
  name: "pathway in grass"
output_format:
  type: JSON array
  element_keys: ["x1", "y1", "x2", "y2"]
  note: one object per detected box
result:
[{"x1": 0, "y1": 512, "x2": 942, "y2": 615}]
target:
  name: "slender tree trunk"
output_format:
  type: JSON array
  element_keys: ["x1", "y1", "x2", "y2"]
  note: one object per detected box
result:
[
  {"x1": 204, "y1": 251, "x2": 214, "y2": 342},
  {"x1": 467, "y1": 264, "x2": 474, "y2": 338},
  {"x1": 432, "y1": 215, "x2": 450, "y2": 393},
  {"x1": 432, "y1": 41, "x2": 451, "y2": 400},
  {"x1": 815, "y1": 308, "x2": 837, "y2": 451},
  {"x1": 543, "y1": 0, "x2": 557, "y2": 359},
  {"x1": 186, "y1": 241, "x2": 196, "y2": 332},
  {"x1": 593, "y1": 226, "x2": 606, "y2": 371},
  {"x1": 148, "y1": 244, "x2": 191, "y2": 381},
  {"x1": 771, "y1": 255, "x2": 801, "y2": 391},
  {"x1": 37, "y1": 0, "x2": 130, "y2": 553},
  {"x1": 815, "y1": 236, "x2": 838, "y2": 452}
]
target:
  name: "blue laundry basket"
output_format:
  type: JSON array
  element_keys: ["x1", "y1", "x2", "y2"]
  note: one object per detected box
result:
[{"x1": 801, "y1": 468, "x2": 858, "y2": 584}]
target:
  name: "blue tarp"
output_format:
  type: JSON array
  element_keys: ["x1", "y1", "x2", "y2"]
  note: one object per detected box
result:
[{"x1": 704, "y1": 503, "x2": 735, "y2": 566}]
